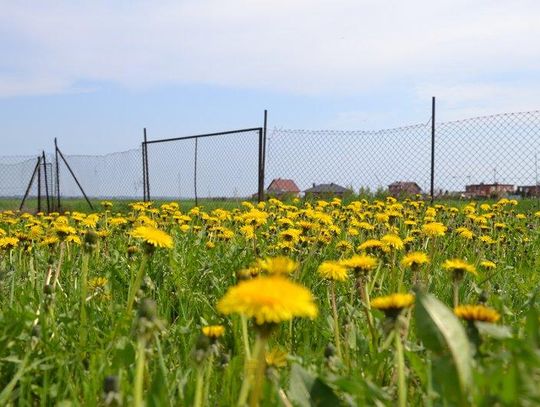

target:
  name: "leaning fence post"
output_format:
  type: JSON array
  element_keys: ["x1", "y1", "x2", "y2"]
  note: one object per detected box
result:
[
  {"x1": 20, "y1": 156, "x2": 41, "y2": 211},
  {"x1": 430, "y1": 96, "x2": 436, "y2": 202},
  {"x1": 56, "y1": 146, "x2": 94, "y2": 210}
]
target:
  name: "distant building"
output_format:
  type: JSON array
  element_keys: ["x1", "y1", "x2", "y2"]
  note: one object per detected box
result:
[
  {"x1": 304, "y1": 183, "x2": 352, "y2": 198},
  {"x1": 465, "y1": 183, "x2": 514, "y2": 198},
  {"x1": 517, "y1": 185, "x2": 540, "y2": 197},
  {"x1": 266, "y1": 178, "x2": 301, "y2": 198},
  {"x1": 388, "y1": 181, "x2": 422, "y2": 197}
]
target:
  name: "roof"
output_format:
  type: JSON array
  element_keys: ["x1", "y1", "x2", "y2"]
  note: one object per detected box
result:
[
  {"x1": 388, "y1": 181, "x2": 421, "y2": 188},
  {"x1": 466, "y1": 183, "x2": 514, "y2": 188},
  {"x1": 267, "y1": 178, "x2": 300, "y2": 193},
  {"x1": 304, "y1": 183, "x2": 350, "y2": 193}
]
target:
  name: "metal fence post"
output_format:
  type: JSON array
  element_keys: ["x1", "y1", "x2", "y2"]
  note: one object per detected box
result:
[
  {"x1": 55, "y1": 138, "x2": 61, "y2": 211},
  {"x1": 194, "y1": 138, "x2": 198, "y2": 206},
  {"x1": 144, "y1": 128, "x2": 150, "y2": 201},
  {"x1": 37, "y1": 156, "x2": 42, "y2": 213},
  {"x1": 142, "y1": 139, "x2": 147, "y2": 202},
  {"x1": 42, "y1": 151, "x2": 51, "y2": 213},
  {"x1": 258, "y1": 128, "x2": 264, "y2": 202},
  {"x1": 430, "y1": 96, "x2": 436, "y2": 202}
]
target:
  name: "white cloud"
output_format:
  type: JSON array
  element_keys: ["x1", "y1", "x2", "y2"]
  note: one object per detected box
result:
[{"x1": 1, "y1": 0, "x2": 540, "y2": 104}]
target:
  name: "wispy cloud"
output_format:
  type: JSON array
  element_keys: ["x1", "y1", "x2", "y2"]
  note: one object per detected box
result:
[{"x1": 1, "y1": 0, "x2": 539, "y2": 107}]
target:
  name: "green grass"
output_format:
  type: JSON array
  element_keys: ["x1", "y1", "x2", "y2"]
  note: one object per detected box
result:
[{"x1": 1, "y1": 198, "x2": 540, "y2": 405}]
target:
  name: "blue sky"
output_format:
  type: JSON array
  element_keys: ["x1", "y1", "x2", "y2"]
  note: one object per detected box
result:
[{"x1": 1, "y1": 0, "x2": 540, "y2": 156}]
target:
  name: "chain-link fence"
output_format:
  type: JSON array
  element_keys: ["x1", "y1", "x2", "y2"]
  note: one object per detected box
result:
[
  {"x1": 266, "y1": 110, "x2": 540, "y2": 199},
  {"x1": 1, "y1": 109, "x2": 540, "y2": 211},
  {"x1": 143, "y1": 128, "x2": 264, "y2": 204}
]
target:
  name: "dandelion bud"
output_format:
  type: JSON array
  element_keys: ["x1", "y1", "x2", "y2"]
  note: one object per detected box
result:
[
  {"x1": 103, "y1": 375, "x2": 119, "y2": 394},
  {"x1": 127, "y1": 245, "x2": 139, "y2": 257},
  {"x1": 324, "y1": 343, "x2": 336, "y2": 359},
  {"x1": 31, "y1": 324, "x2": 41, "y2": 339},
  {"x1": 84, "y1": 230, "x2": 99, "y2": 252},
  {"x1": 103, "y1": 375, "x2": 121, "y2": 406},
  {"x1": 137, "y1": 298, "x2": 157, "y2": 321}
]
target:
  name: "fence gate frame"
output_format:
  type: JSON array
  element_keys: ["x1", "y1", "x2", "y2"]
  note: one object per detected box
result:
[{"x1": 142, "y1": 124, "x2": 267, "y2": 205}]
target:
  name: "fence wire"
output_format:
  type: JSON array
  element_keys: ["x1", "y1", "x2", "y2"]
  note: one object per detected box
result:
[
  {"x1": 145, "y1": 129, "x2": 261, "y2": 201},
  {"x1": 1, "y1": 110, "x2": 540, "y2": 211}
]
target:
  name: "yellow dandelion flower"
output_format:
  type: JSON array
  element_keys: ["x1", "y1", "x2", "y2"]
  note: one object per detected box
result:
[
  {"x1": 202, "y1": 325, "x2": 225, "y2": 339},
  {"x1": 130, "y1": 226, "x2": 173, "y2": 249},
  {"x1": 318, "y1": 261, "x2": 348, "y2": 281},
  {"x1": 358, "y1": 239, "x2": 385, "y2": 252},
  {"x1": 422, "y1": 222, "x2": 447, "y2": 237},
  {"x1": 479, "y1": 260, "x2": 496, "y2": 269},
  {"x1": 371, "y1": 293, "x2": 415, "y2": 317},
  {"x1": 0, "y1": 237, "x2": 19, "y2": 250},
  {"x1": 88, "y1": 277, "x2": 108, "y2": 291},
  {"x1": 401, "y1": 252, "x2": 430, "y2": 268},
  {"x1": 279, "y1": 228, "x2": 302, "y2": 243},
  {"x1": 443, "y1": 259, "x2": 477, "y2": 276},
  {"x1": 257, "y1": 256, "x2": 298, "y2": 275},
  {"x1": 340, "y1": 254, "x2": 378, "y2": 273},
  {"x1": 454, "y1": 305, "x2": 500, "y2": 323},
  {"x1": 456, "y1": 227, "x2": 474, "y2": 240},
  {"x1": 216, "y1": 276, "x2": 318, "y2": 325},
  {"x1": 381, "y1": 234, "x2": 404, "y2": 250},
  {"x1": 266, "y1": 348, "x2": 288, "y2": 368}
]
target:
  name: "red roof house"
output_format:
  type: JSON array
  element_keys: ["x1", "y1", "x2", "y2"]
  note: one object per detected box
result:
[{"x1": 266, "y1": 178, "x2": 301, "y2": 197}]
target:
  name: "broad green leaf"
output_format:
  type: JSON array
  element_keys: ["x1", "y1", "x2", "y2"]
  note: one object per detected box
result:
[
  {"x1": 415, "y1": 291, "x2": 472, "y2": 403},
  {"x1": 288, "y1": 363, "x2": 342, "y2": 407}
]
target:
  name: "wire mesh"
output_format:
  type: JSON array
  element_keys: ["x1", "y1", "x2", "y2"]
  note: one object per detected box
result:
[
  {"x1": 436, "y1": 111, "x2": 540, "y2": 197},
  {"x1": 145, "y1": 129, "x2": 261, "y2": 201},
  {"x1": 1, "y1": 110, "x2": 540, "y2": 211},
  {"x1": 57, "y1": 148, "x2": 143, "y2": 199},
  {"x1": 266, "y1": 124, "x2": 431, "y2": 195}
]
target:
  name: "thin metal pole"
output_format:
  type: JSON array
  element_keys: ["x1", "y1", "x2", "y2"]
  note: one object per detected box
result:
[
  {"x1": 42, "y1": 151, "x2": 51, "y2": 213},
  {"x1": 262, "y1": 109, "x2": 267, "y2": 190},
  {"x1": 56, "y1": 146, "x2": 94, "y2": 210},
  {"x1": 55, "y1": 138, "x2": 61, "y2": 211},
  {"x1": 144, "y1": 128, "x2": 150, "y2": 201},
  {"x1": 20, "y1": 157, "x2": 41, "y2": 211},
  {"x1": 142, "y1": 141, "x2": 147, "y2": 202},
  {"x1": 194, "y1": 138, "x2": 198, "y2": 206},
  {"x1": 258, "y1": 128, "x2": 264, "y2": 202},
  {"x1": 37, "y1": 156, "x2": 42, "y2": 213},
  {"x1": 430, "y1": 96, "x2": 436, "y2": 202}
]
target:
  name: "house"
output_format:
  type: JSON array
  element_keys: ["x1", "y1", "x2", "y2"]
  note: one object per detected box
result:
[
  {"x1": 266, "y1": 178, "x2": 301, "y2": 198},
  {"x1": 304, "y1": 183, "x2": 352, "y2": 199},
  {"x1": 465, "y1": 183, "x2": 514, "y2": 198},
  {"x1": 388, "y1": 181, "x2": 422, "y2": 197},
  {"x1": 517, "y1": 185, "x2": 540, "y2": 197}
]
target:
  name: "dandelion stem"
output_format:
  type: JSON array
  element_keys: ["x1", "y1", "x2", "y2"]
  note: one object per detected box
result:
[
  {"x1": 249, "y1": 333, "x2": 268, "y2": 407},
  {"x1": 357, "y1": 275, "x2": 377, "y2": 347},
  {"x1": 453, "y1": 279, "x2": 460, "y2": 308},
  {"x1": 241, "y1": 315, "x2": 252, "y2": 359},
  {"x1": 134, "y1": 337, "x2": 146, "y2": 407},
  {"x1": 127, "y1": 254, "x2": 147, "y2": 314},
  {"x1": 395, "y1": 324, "x2": 407, "y2": 407},
  {"x1": 193, "y1": 364, "x2": 205, "y2": 407},
  {"x1": 330, "y1": 282, "x2": 343, "y2": 359},
  {"x1": 79, "y1": 251, "x2": 89, "y2": 348}
]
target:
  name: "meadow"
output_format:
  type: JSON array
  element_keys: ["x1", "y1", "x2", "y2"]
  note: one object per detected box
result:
[{"x1": 1, "y1": 197, "x2": 540, "y2": 406}]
